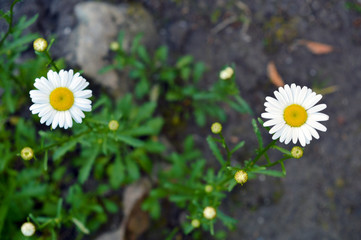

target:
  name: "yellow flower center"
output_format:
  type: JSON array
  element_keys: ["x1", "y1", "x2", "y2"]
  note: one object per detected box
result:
[
  {"x1": 283, "y1": 104, "x2": 308, "y2": 127},
  {"x1": 49, "y1": 87, "x2": 74, "y2": 111}
]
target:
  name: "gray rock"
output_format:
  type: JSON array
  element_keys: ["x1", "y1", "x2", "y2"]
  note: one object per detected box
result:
[{"x1": 65, "y1": 2, "x2": 157, "y2": 97}]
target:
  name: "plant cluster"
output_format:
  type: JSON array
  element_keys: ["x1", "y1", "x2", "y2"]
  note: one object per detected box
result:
[{"x1": 0, "y1": 1, "x2": 328, "y2": 240}]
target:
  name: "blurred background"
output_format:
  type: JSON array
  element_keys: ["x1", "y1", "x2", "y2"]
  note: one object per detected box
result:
[{"x1": 1, "y1": 0, "x2": 360, "y2": 239}]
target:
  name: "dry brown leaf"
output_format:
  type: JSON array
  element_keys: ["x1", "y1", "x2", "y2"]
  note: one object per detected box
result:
[
  {"x1": 267, "y1": 61, "x2": 284, "y2": 87},
  {"x1": 298, "y1": 40, "x2": 334, "y2": 54}
]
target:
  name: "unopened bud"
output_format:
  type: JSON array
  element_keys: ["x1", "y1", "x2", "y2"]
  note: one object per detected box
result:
[
  {"x1": 203, "y1": 206, "x2": 216, "y2": 220},
  {"x1": 234, "y1": 170, "x2": 248, "y2": 185},
  {"x1": 191, "y1": 219, "x2": 200, "y2": 228},
  {"x1": 21, "y1": 222, "x2": 36, "y2": 237},
  {"x1": 211, "y1": 122, "x2": 222, "y2": 134},
  {"x1": 205, "y1": 185, "x2": 213, "y2": 193},
  {"x1": 110, "y1": 41, "x2": 120, "y2": 51},
  {"x1": 219, "y1": 67, "x2": 234, "y2": 80},
  {"x1": 33, "y1": 38, "x2": 48, "y2": 52},
  {"x1": 108, "y1": 120, "x2": 119, "y2": 131},
  {"x1": 21, "y1": 147, "x2": 34, "y2": 161},
  {"x1": 291, "y1": 146, "x2": 303, "y2": 159}
]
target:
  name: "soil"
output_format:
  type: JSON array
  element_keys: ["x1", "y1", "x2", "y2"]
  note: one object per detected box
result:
[{"x1": 2, "y1": 0, "x2": 361, "y2": 239}]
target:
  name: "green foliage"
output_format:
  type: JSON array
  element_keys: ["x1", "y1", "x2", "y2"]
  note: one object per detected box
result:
[
  {"x1": 104, "y1": 31, "x2": 252, "y2": 127},
  {"x1": 0, "y1": 2, "x2": 303, "y2": 239}
]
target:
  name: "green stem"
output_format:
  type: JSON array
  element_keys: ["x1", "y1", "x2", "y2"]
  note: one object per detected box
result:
[
  {"x1": 251, "y1": 139, "x2": 277, "y2": 165},
  {"x1": 0, "y1": 0, "x2": 17, "y2": 48},
  {"x1": 220, "y1": 133, "x2": 231, "y2": 166},
  {"x1": 45, "y1": 51, "x2": 59, "y2": 72},
  {"x1": 262, "y1": 156, "x2": 290, "y2": 168}
]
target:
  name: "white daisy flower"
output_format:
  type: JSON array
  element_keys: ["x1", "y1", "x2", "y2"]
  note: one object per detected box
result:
[
  {"x1": 29, "y1": 69, "x2": 92, "y2": 129},
  {"x1": 261, "y1": 83, "x2": 329, "y2": 147}
]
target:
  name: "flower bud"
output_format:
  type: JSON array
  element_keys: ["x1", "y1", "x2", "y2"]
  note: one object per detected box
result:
[
  {"x1": 204, "y1": 185, "x2": 213, "y2": 193},
  {"x1": 191, "y1": 219, "x2": 200, "y2": 228},
  {"x1": 110, "y1": 41, "x2": 120, "y2": 51},
  {"x1": 234, "y1": 170, "x2": 248, "y2": 185},
  {"x1": 291, "y1": 146, "x2": 303, "y2": 159},
  {"x1": 33, "y1": 38, "x2": 48, "y2": 52},
  {"x1": 21, "y1": 222, "x2": 36, "y2": 237},
  {"x1": 219, "y1": 67, "x2": 234, "y2": 80},
  {"x1": 108, "y1": 120, "x2": 119, "y2": 131},
  {"x1": 203, "y1": 206, "x2": 216, "y2": 220},
  {"x1": 211, "y1": 122, "x2": 222, "y2": 134},
  {"x1": 21, "y1": 147, "x2": 34, "y2": 161}
]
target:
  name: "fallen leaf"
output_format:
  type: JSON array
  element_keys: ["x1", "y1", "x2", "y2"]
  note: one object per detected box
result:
[
  {"x1": 267, "y1": 61, "x2": 284, "y2": 87},
  {"x1": 298, "y1": 40, "x2": 334, "y2": 54}
]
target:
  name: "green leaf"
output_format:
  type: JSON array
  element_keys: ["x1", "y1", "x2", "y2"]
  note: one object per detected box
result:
[
  {"x1": 53, "y1": 140, "x2": 77, "y2": 161},
  {"x1": 272, "y1": 145, "x2": 292, "y2": 156},
  {"x1": 135, "y1": 77, "x2": 149, "y2": 99},
  {"x1": 180, "y1": 67, "x2": 191, "y2": 80},
  {"x1": 44, "y1": 150, "x2": 48, "y2": 171},
  {"x1": 155, "y1": 46, "x2": 168, "y2": 63},
  {"x1": 194, "y1": 108, "x2": 206, "y2": 127},
  {"x1": 137, "y1": 45, "x2": 150, "y2": 63},
  {"x1": 103, "y1": 199, "x2": 118, "y2": 213},
  {"x1": 114, "y1": 135, "x2": 144, "y2": 147},
  {"x1": 72, "y1": 217, "x2": 90, "y2": 234},
  {"x1": 228, "y1": 95, "x2": 253, "y2": 115},
  {"x1": 206, "y1": 136, "x2": 225, "y2": 165},
  {"x1": 109, "y1": 155, "x2": 125, "y2": 188},
  {"x1": 230, "y1": 140, "x2": 245, "y2": 154},
  {"x1": 176, "y1": 55, "x2": 193, "y2": 68},
  {"x1": 78, "y1": 146, "x2": 99, "y2": 183},
  {"x1": 252, "y1": 169, "x2": 285, "y2": 177},
  {"x1": 252, "y1": 119, "x2": 263, "y2": 149},
  {"x1": 193, "y1": 62, "x2": 206, "y2": 83},
  {"x1": 125, "y1": 156, "x2": 140, "y2": 181}
]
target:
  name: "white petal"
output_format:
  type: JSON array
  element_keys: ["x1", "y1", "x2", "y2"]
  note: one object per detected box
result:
[
  {"x1": 298, "y1": 129, "x2": 306, "y2": 147},
  {"x1": 292, "y1": 128, "x2": 299, "y2": 144},
  {"x1": 264, "y1": 118, "x2": 283, "y2": 127},
  {"x1": 284, "y1": 84, "x2": 293, "y2": 103},
  {"x1": 307, "y1": 120, "x2": 327, "y2": 132},
  {"x1": 296, "y1": 86, "x2": 308, "y2": 105},
  {"x1": 304, "y1": 123, "x2": 320, "y2": 139},
  {"x1": 261, "y1": 112, "x2": 282, "y2": 119},
  {"x1": 280, "y1": 125, "x2": 291, "y2": 143},
  {"x1": 40, "y1": 109, "x2": 54, "y2": 124},
  {"x1": 266, "y1": 96, "x2": 283, "y2": 109},
  {"x1": 304, "y1": 94, "x2": 322, "y2": 110},
  {"x1": 39, "y1": 105, "x2": 53, "y2": 117},
  {"x1": 269, "y1": 122, "x2": 284, "y2": 134},
  {"x1": 285, "y1": 127, "x2": 293, "y2": 144},
  {"x1": 75, "y1": 89, "x2": 92, "y2": 98},
  {"x1": 65, "y1": 111, "x2": 73, "y2": 128},
  {"x1": 30, "y1": 103, "x2": 47, "y2": 114},
  {"x1": 307, "y1": 104, "x2": 327, "y2": 114},
  {"x1": 52, "y1": 111, "x2": 60, "y2": 129},
  {"x1": 46, "y1": 111, "x2": 56, "y2": 126},
  {"x1": 279, "y1": 87, "x2": 290, "y2": 103},
  {"x1": 308, "y1": 113, "x2": 329, "y2": 122},
  {"x1": 58, "y1": 111, "x2": 65, "y2": 128},
  {"x1": 272, "y1": 125, "x2": 285, "y2": 140},
  {"x1": 300, "y1": 125, "x2": 312, "y2": 142},
  {"x1": 274, "y1": 91, "x2": 287, "y2": 106},
  {"x1": 69, "y1": 106, "x2": 84, "y2": 123},
  {"x1": 73, "y1": 80, "x2": 89, "y2": 92},
  {"x1": 34, "y1": 79, "x2": 51, "y2": 94}
]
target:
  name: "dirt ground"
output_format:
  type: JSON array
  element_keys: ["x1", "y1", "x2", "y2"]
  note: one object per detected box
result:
[{"x1": 2, "y1": 0, "x2": 361, "y2": 239}]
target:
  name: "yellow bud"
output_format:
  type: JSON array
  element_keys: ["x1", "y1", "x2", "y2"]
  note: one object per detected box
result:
[
  {"x1": 33, "y1": 38, "x2": 48, "y2": 52},
  {"x1": 204, "y1": 185, "x2": 213, "y2": 193},
  {"x1": 21, "y1": 147, "x2": 34, "y2": 161},
  {"x1": 219, "y1": 67, "x2": 234, "y2": 80},
  {"x1": 203, "y1": 206, "x2": 216, "y2": 220},
  {"x1": 234, "y1": 170, "x2": 248, "y2": 185},
  {"x1": 191, "y1": 219, "x2": 200, "y2": 228},
  {"x1": 21, "y1": 222, "x2": 36, "y2": 237},
  {"x1": 110, "y1": 41, "x2": 120, "y2": 51},
  {"x1": 211, "y1": 122, "x2": 222, "y2": 134},
  {"x1": 108, "y1": 120, "x2": 119, "y2": 131},
  {"x1": 291, "y1": 146, "x2": 303, "y2": 159}
]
